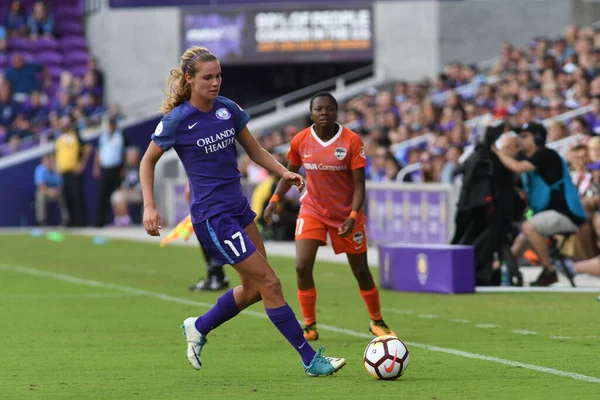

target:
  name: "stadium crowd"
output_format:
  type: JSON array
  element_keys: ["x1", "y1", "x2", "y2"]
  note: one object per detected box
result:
[{"x1": 0, "y1": 0, "x2": 123, "y2": 157}]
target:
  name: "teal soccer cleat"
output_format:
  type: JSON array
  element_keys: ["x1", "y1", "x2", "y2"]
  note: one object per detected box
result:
[
  {"x1": 182, "y1": 317, "x2": 208, "y2": 370},
  {"x1": 303, "y1": 345, "x2": 346, "y2": 377}
]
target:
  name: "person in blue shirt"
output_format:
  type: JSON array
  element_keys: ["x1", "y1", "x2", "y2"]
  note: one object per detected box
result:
[
  {"x1": 5, "y1": 53, "x2": 43, "y2": 98},
  {"x1": 34, "y1": 153, "x2": 69, "y2": 226},
  {"x1": 139, "y1": 46, "x2": 345, "y2": 377},
  {"x1": 5, "y1": 0, "x2": 27, "y2": 38},
  {"x1": 93, "y1": 117, "x2": 127, "y2": 227},
  {"x1": 0, "y1": 25, "x2": 7, "y2": 52},
  {"x1": 27, "y1": 1, "x2": 54, "y2": 40}
]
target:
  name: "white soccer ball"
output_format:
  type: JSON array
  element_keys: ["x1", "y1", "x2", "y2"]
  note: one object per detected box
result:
[{"x1": 363, "y1": 335, "x2": 409, "y2": 380}]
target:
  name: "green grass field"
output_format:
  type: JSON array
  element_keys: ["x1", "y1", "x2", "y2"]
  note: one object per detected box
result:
[{"x1": 1, "y1": 233, "x2": 600, "y2": 399}]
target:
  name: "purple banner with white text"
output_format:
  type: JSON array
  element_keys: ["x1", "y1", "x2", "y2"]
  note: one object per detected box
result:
[
  {"x1": 366, "y1": 186, "x2": 453, "y2": 245},
  {"x1": 182, "y1": 6, "x2": 373, "y2": 65}
]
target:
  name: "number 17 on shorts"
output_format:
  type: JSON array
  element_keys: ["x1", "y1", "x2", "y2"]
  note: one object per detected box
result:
[{"x1": 194, "y1": 217, "x2": 257, "y2": 266}]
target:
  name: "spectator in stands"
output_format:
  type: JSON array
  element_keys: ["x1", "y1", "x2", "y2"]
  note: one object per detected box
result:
[
  {"x1": 588, "y1": 136, "x2": 600, "y2": 163},
  {"x1": 381, "y1": 152, "x2": 402, "y2": 182},
  {"x1": 50, "y1": 91, "x2": 73, "y2": 125},
  {"x1": 26, "y1": 90, "x2": 49, "y2": 133},
  {"x1": 547, "y1": 120, "x2": 569, "y2": 142},
  {"x1": 440, "y1": 145, "x2": 463, "y2": 183},
  {"x1": 85, "y1": 94, "x2": 106, "y2": 126},
  {"x1": 87, "y1": 57, "x2": 105, "y2": 93},
  {"x1": 569, "y1": 115, "x2": 590, "y2": 136},
  {"x1": 110, "y1": 147, "x2": 142, "y2": 227},
  {"x1": 570, "y1": 144, "x2": 592, "y2": 196},
  {"x1": 27, "y1": 1, "x2": 54, "y2": 40},
  {"x1": 93, "y1": 117, "x2": 127, "y2": 227},
  {"x1": 0, "y1": 23, "x2": 6, "y2": 52},
  {"x1": 5, "y1": 53, "x2": 43, "y2": 100},
  {"x1": 410, "y1": 151, "x2": 435, "y2": 183},
  {"x1": 54, "y1": 115, "x2": 92, "y2": 227},
  {"x1": 6, "y1": 113, "x2": 32, "y2": 153},
  {"x1": 5, "y1": 0, "x2": 27, "y2": 38},
  {"x1": 80, "y1": 71, "x2": 103, "y2": 101},
  {"x1": 0, "y1": 81, "x2": 19, "y2": 135},
  {"x1": 365, "y1": 145, "x2": 387, "y2": 181},
  {"x1": 34, "y1": 153, "x2": 68, "y2": 226},
  {"x1": 107, "y1": 103, "x2": 124, "y2": 124}
]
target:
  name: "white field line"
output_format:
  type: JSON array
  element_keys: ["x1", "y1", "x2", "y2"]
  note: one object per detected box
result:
[
  {"x1": 512, "y1": 330, "x2": 538, "y2": 336},
  {"x1": 384, "y1": 308, "x2": 593, "y2": 341},
  {"x1": 0, "y1": 292, "x2": 137, "y2": 300},
  {"x1": 2, "y1": 263, "x2": 600, "y2": 385}
]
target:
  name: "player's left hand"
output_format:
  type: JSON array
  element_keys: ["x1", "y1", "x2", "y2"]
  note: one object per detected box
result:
[
  {"x1": 338, "y1": 217, "x2": 355, "y2": 237},
  {"x1": 282, "y1": 171, "x2": 305, "y2": 192}
]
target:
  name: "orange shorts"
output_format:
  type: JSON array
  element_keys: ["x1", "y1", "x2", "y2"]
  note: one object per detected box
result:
[{"x1": 295, "y1": 214, "x2": 368, "y2": 254}]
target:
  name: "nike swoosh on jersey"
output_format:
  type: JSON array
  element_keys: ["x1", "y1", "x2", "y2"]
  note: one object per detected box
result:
[{"x1": 188, "y1": 122, "x2": 198, "y2": 129}]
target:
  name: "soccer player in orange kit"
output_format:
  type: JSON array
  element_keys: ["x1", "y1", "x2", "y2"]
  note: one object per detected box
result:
[{"x1": 264, "y1": 92, "x2": 396, "y2": 340}]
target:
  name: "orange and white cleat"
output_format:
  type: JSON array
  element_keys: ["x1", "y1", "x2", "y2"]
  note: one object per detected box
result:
[
  {"x1": 303, "y1": 323, "x2": 319, "y2": 341},
  {"x1": 369, "y1": 319, "x2": 396, "y2": 337}
]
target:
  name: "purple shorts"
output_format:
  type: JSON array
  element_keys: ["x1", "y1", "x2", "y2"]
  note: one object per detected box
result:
[{"x1": 193, "y1": 203, "x2": 257, "y2": 266}]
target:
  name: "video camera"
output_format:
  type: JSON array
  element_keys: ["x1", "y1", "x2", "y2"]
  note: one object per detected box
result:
[{"x1": 475, "y1": 119, "x2": 506, "y2": 149}]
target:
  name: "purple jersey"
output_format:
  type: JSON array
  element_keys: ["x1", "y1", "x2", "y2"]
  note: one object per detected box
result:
[{"x1": 151, "y1": 96, "x2": 250, "y2": 224}]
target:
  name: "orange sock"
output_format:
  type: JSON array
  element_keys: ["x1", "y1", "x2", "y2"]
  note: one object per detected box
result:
[
  {"x1": 360, "y1": 286, "x2": 381, "y2": 321},
  {"x1": 297, "y1": 288, "x2": 317, "y2": 326}
]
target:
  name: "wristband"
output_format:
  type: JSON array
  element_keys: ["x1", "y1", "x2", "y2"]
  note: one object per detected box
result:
[
  {"x1": 270, "y1": 194, "x2": 280, "y2": 204},
  {"x1": 349, "y1": 211, "x2": 358, "y2": 220}
]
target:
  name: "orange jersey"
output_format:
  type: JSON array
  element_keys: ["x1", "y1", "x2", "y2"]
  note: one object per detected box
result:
[{"x1": 288, "y1": 124, "x2": 367, "y2": 226}]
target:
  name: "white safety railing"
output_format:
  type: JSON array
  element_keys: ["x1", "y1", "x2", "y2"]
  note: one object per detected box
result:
[
  {"x1": 397, "y1": 162, "x2": 422, "y2": 182},
  {"x1": 389, "y1": 132, "x2": 434, "y2": 155}
]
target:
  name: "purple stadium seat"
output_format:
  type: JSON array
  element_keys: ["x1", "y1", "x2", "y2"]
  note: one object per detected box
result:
[
  {"x1": 60, "y1": 36, "x2": 87, "y2": 52},
  {"x1": 0, "y1": 53, "x2": 6, "y2": 68},
  {"x1": 55, "y1": 21, "x2": 83, "y2": 37},
  {"x1": 7, "y1": 38, "x2": 32, "y2": 52},
  {"x1": 69, "y1": 65, "x2": 88, "y2": 77},
  {"x1": 30, "y1": 37, "x2": 59, "y2": 51},
  {"x1": 46, "y1": 65, "x2": 64, "y2": 80},
  {"x1": 0, "y1": 143, "x2": 13, "y2": 157},
  {"x1": 54, "y1": 7, "x2": 84, "y2": 19},
  {"x1": 36, "y1": 51, "x2": 64, "y2": 67},
  {"x1": 64, "y1": 51, "x2": 88, "y2": 65},
  {"x1": 20, "y1": 52, "x2": 35, "y2": 63}
]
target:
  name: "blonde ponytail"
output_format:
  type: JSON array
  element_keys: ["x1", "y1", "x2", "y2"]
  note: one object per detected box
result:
[{"x1": 159, "y1": 46, "x2": 218, "y2": 115}]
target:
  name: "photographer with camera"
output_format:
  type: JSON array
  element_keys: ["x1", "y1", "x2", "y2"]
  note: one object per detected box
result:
[{"x1": 491, "y1": 122, "x2": 587, "y2": 286}]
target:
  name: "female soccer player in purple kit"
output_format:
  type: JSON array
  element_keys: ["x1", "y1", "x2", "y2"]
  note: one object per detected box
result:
[{"x1": 139, "y1": 46, "x2": 346, "y2": 376}]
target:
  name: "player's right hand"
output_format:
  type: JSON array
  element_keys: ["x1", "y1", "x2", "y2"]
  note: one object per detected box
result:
[
  {"x1": 143, "y1": 207, "x2": 163, "y2": 236},
  {"x1": 263, "y1": 201, "x2": 277, "y2": 225}
]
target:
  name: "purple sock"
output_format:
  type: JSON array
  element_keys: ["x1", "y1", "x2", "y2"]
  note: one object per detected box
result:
[
  {"x1": 266, "y1": 303, "x2": 316, "y2": 366},
  {"x1": 194, "y1": 289, "x2": 240, "y2": 336}
]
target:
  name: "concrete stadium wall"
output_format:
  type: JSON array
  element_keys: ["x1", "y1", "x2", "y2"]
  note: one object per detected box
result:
[
  {"x1": 439, "y1": 0, "x2": 570, "y2": 68},
  {"x1": 374, "y1": 1, "x2": 440, "y2": 82},
  {"x1": 570, "y1": 0, "x2": 600, "y2": 26},
  {"x1": 86, "y1": 7, "x2": 181, "y2": 119}
]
